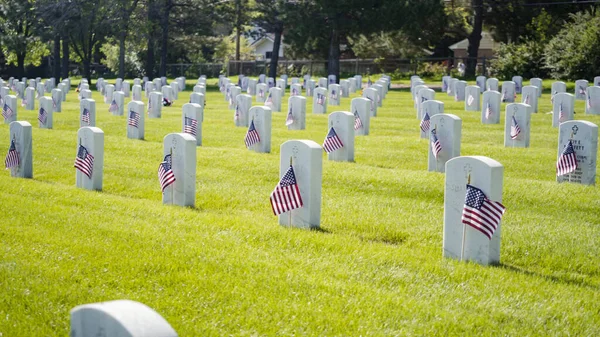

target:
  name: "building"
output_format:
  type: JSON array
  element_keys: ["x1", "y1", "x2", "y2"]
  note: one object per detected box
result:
[
  {"x1": 249, "y1": 34, "x2": 285, "y2": 61},
  {"x1": 449, "y1": 32, "x2": 499, "y2": 60}
]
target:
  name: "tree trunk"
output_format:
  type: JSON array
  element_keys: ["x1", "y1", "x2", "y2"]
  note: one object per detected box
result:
[
  {"x1": 466, "y1": 0, "x2": 483, "y2": 78},
  {"x1": 62, "y1": 35, "x2": 70, "y2": 80},
  {"x1": 268, "y1": 29, "x2": 282, "y2": 79},
  {"x1": 235, "y1": 0, "x2": 241, "y2": 74},
  {"x1": 146, "y1": 0, "x2": 156, "y2": 79},
  {"x1": 17, "y1": 53, "x2": 25, "y2": 78},
  {"x1": 327, "y1": 28, "x2": 340, "y2": 83},
  {"x1": 119, "y1": 31, "x2": 126, "y2": 78},
  {"x1": 83, "y1": 59, "x2": 91, "y2": 85},
  {"x1": 53, "y1": 34, "x2": 61, "y2": 81},
  {"x1": 159, "y1": 1, "x2": 170, "y2": 77}
]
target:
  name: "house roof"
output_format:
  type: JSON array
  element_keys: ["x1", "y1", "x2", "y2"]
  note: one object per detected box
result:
[{"x1": 449, "y1": 32, "x2": 498, "y2": 51}]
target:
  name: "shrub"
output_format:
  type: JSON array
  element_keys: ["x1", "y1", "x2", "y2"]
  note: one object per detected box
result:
[{"x1": 490, "y1": 41, "x2": 548, "y2": 79}]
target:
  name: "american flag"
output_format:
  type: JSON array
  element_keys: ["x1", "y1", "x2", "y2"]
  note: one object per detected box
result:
[
  {"x1": 2, "y1": 103, "x2": 14, "y2": 120},
  {"x1": 367, "y1": 78, "x2": 372, "y2": 87},
  {"x1": 501, "y1": 90, "x2": 506, "y2": 102},
  {"x1": 244, "y1": 120, "x2": 260, "y2": 148},
  {"x1": 258, "y1": 89, "x2": 264, "y2": 98},
  {"x1": 317, "y1": 93, "x2": 324, "y2": 105},
  {"x1": 81, "y1": 108, "x2": 90, "y2": 125},
  {"x1": 38, "y1": 107, "x2": 47, "y2": 125},
  {"x1": 354, "y1": 110, "x2": 363, "y2": 130},
  {"x1": 485, "y1": 102, "x2": 493, "y2": 120},
  {"x1": 510, "y1": 116, "x2": 521, "y2": 140},
  {"x1": 158, "y1": 154, "x2": 176, "y2": 192},
  {"x1": 367, "y1": 96, "x2": 374, "y2": 112},
  {"x1": 461, "y1": 184, "x2": 506, "y2": 240},
  {"x1": 322, "y1": 127, "x2": 343, "y2": 153},
  {"x1": 128, "y1": 109, "x2": 140, "y2": 128},
  {"x1": 442, "y1": 80, "x2": 447, "y2": 92},
  {"x1": 556, "y1": 140, "x2": 577, "y2": 176},
  {"x1": 270, "y1": 165, "x2": 303, "y2": 216},
  {"x1": 184, "y1": 116, "x2": 197, "y2": 136},
  {"x1": 234, "y1": 105, "x2": 240, "y2": 121},
  {"x1": 558, "y1": 103, "x2": 565, "y2": 122},
  {"x1": 420, "y1": 111, "x2": 430, "y2": 132},
  {"x1": 523, "y1": 94, "x2": 530, "y2": 105},
  {"x1": 285, "y1": 106, "x2": 294, "y2": 126},
  {"x1": 587, "y1": 93, "x2": 592, "y2": 110},
  {"x1": 265, "y1": 92, "x2": 273, "y2": 106},
  {"x1": 109, "y1": 99, "x2": 118, "y2": 113},
  {"x1": 292, "y1": 88, "x2": 298, "y2": 96},
  {"x1": 220, "y1": 84, "x2": 225, "y2": 92},
  {"x1": 74, "y1": 144, "x2": 94, "y2": 178},
  {"x1": 52, "y1": 97, "x2": 57, "y2": 108},
  {"x1": 430, "y1": 128, "x2": 441, "y2": 159},
  {"x1": 21, "y1": 97, "x2": 27, "y2": 107},
  {"x1": 4, "y1": 139, "x2": 19, "y2": 169},
  {"x1": 579, "y1": 85, "x2": 586, "y2": 95},
  {"x1": 467, "y1": 94, "x2": 474, "y2": 106},
  {"x1": 330, "y1": 90, "x2": 337, "y2": 100}
]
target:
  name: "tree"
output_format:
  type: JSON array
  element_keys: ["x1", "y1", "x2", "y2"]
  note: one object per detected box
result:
[
  {"x1": 114, "y1": 0, "x2": 140, "y2": 78},
  {"x1": 465, "y1": 0, "x2": 483, "y2": 77},
  {"x1": 253, "y1": 0, "x2": 287, "y2": 79}
]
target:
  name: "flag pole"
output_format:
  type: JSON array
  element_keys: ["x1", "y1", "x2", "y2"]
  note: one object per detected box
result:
[
  {"x1": 461, "y1": 174, "x2": 471, "y2": 262},
  {"x1": 568, "y1": 131, "x2": 573, "y2": 183},
  {"x1": 170, "y1": 147, "x2": 174, "y2": 205},
  {"x1": 289, "y1": 156, "x2": 293, "y2": 227},
  {"x1": 434, "y1": 124, "x2": 439, "y2": 172},
  {"x1": 512, "y1": 113, "x2": 515, "y2": 148}
]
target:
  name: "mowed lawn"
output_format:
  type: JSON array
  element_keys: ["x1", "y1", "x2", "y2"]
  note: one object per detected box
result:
[{"x1": 1, "y1": 78, "x2": 599, "y2": 336}]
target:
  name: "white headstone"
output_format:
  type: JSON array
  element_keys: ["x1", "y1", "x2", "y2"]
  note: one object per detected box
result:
[
  {"x1": 313, "y1": 87, "x2": 327, "y2": 114},
  {"x1": 339, "y1": 80, "x2": 350, "y2": 98},
  {"x1": 3, "y1": 95, "x2": 17, "y2": 124},
  {"x1": 351, "y1": 97, "x2": 371, "y2": 136},
  {"x1": 328, "y1": 84, "x2": 341, "y2": 106},
  {"x1": 428, "y1": 114, "x2": 461, "y2": 173},
  {"x1": 80, "y1": 89, "x2": 92, "y2": 101},
  {"x1": 24, "y1": 87, "x2": 35, "y2": 110},
  {"x1": 476, "y1": 76, "x2": 486, "y2": 93},
  {"x1": 228, "y1": 86, "x2": 241, "y2": 109},
  {"x1": 575, "y1": 79, "x2": 588, "y2": 100},
  {"x1": 328, "y1": 75, "x2": 336, "y2": 85},
  {"x1": 70, "y1": 300, "x2": 177, "y2": 337},
  {"x1": 258, "y1": 74, "x2": 266, "y2": 84},
  {"x1": 160, "y1": 76, "x2": 167, "y2": 86},
  {"x1": 354, "y1": 75, "x2": 362, "y2": 89},
  {"x1": 234, "y1": 94, "x2": 252, "y2": 127},
  {"x1": 441, "y1": 76, "x2": 451, "y2": 93},
  {"x1": 552, "y1": 93, "x2": 574, "y2": 127},
  {"x1": 247, "y1": 106, "x2": 272, "y2": 153},
  {"x1": 420, "y1": 100, "x2": 444, "y2": 139},
  {"x1": 75, "y1": 126, "x2": 104, "y2": 191},
  {"x1": 266, "y1": 87, "x2": 282, "y2": 112},
  {"x1": 417, "y1": 88, "x2": 435, "y2": 119},
  {"x1": 189, "y1": 92, "x2": 204, "y2": 108},
  {"x1": 7, "y1": 121, "x2": 32, "y2": 178},
  {"x1": 551, "y1": 81, "x2": 567, "y2": 102},
  {"x1": 447, "y1": 78, "x2": 458, "y2": 96},
  {"x1": 291, "y1": 77, "x2": 299, "y2": 85},
  {"x1": 153, "y1": 78, "x2": 162, "y2": 92},
  {"x1": 326, "y1": 111, "x2": 354, "y2": 162},
  {"x1": 306, "y1": 80, "x2": 316, "y2": 97},
  {"x1": 290, "y1": 83, "x2": 302, "y2": 96},
  {"x1": 444, "y1": 156, "x2": 504, "y2": 265},
  {"x1": 193, "y1": 85, "x2": 206, "y2": 96},
  {"x1": 362, "y1": 87, "x2": 378, "y2": 117},
  {"x1": 161, "y1": 85, "x2": 173, "y2": 103},
  {"x1": 122, "y1": 81, "x2": 130, "y2": 98},
  {"x1": 51, "y1": 89, "x2": 62, "y2": 112},
  {"x1": 267, "y1": 77, "x2": 275, "y2": 88},
  {"x1": 28, "y1": 79, "x2": 35, "y2": 88},
  {"x1": 57, "y1": 83, "x2": 67, "y2": 101},
  {"x1": 132, "y1": 84, "x2": 142, "y2": 101},
  {"x1": 127, "y1": 101, "x2": 145, "y2": 140},
  {"x1": 454, "y1": 81, "x2": 467, "y2": 101},
  {"x1": 182, "y1": 103, "x2": 202, "y2": 146},
  {"x1": 521, "y1": 85, "x2": 538, "y2": 113},
  {"x1": 276, "y1": 79, "x2": 286, "y2": 96},
  {"x1": 594, "y1": 76, "x2": 600, "y2": 87},
  {"x1": 115, "y1": 78, "x2": 123, "y2": 91},
  {"x1": 80, "y1": 99, "x2": 96, "y2": 127},
  {"x1": 256, "y1": 83, "x2": 267, "y2": 103},
  {"x1": 162, "y1": 133, "x2": 196, "y2": 207},
  {"x1": 481, "y1": 90, "x2": 501, "y2": 124},
  {"x1": 246, "y1": 79, "x2": 256, "y2": 96},
  {"x1": 501, "y1": 81, "x2": 516, "y2": 103},
  {"x1": 530, "y1": 78, "x2": 543, "y2": 97},
  {"x1": 512, "y1": 76, "x2": 523, "y2": 94},
  {"x1": 557, "y1": 120, "x2": 598, "y2": 185},
  {"x1": 177, "y1": 77, "x2": 185, "y2": 91},
  {"x1": 38, "y1": 96, "x2": 53, "y2": 129},
  {"x1": 372, "y1": 84, "x2": 384, "y2": 107},
  {"x1": 36, "y1": 82, "x2": 45, "y2": 99},
  {"x1": 348, "y1": 78, "x2": 357, "y2": 93},
  {"x1": 111, "y1": 91, "x2": 125, "y2": 116},
  {"x1": 148, "y1": 92, "x2": 163, "y2": 118},
  {"x1": 504, "y1": 103, "x2": 531, "y2": 148},
  {"x1": 134, "y1": 78, "x2": 141, "y2": 86},
  {"x1": 586, "y1": 86, "x2": 600, "y2": 115},
  {"x1": 278, "y1": 140, "x2": 322, "y2": 229},
  {"x1": 105, "y1": 84, "x2": 115, "y2": 105},
  {"x1": 170, "y1": 82, "x2": 179, "y2": 100},
  {"x1": 318, "y1": 77, "x2": 328, "y2": 88},
  {"x1": 486, "y1": 78, "x2": 499, "y2": 92},
  {"x1": 465, "y1": 86, "x2": 480, "y2": 111},
  {"x1": 287, "y1": 96, "x2": 306, "y2": 130}
]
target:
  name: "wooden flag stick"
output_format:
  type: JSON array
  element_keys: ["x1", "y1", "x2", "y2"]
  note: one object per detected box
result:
[
  {"x1": 289, "y1": 156, "x2": 293, "y2": 227},
  {"x1": 568, "y1": 131, "x2": 574, "y2": 183},
  {"x1": 461, "y1": 174, "x2": 471, "y2": 262},
  {"x1": 170, "y1": 147, "x2": 174, "y2": 205}
]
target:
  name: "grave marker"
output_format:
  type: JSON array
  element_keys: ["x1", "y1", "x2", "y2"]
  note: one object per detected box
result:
[
  {"x1": 228, "y1": 86, "x2": 241, "y2": 109},
  {"x1": 447, "y1": 78, "x2": 458, "y2": 96},
  {"x1": 182, "y1": 103, "x2": 202, "y2": 146},
  {"x1": 235, "y1": 94, "x2": 252, "y2": 127},
  {"x1": 75, "y1": 126, "x2": 104, "y2": 191},
  {"x1": 504, "y1": 103, "x2": 531, "y2": 148},
  {"x1": 57, "y1": 83, "x2": 67, "y2": 101},
  {"x1": 132, "y1": 84, "x2": 142, "y2": 101},
  {"x1": 148, "y1": 92, "x2": 162, "y2": 118},
  {"x1": 420, "y1": 100, "x2": 444, "y2": 139},
  {"x1": 170, "y1": 82, "x2": 179, "y2": 100},
  {"x1": 247, "y1": 79, "x2": 257, "y2": 96},
  {"x1": 454, "y1": 81, "x2": 467, "y2": 101},
  {"x1": 481, "y1": 90, "x2": 501, "y2": 124},
  {"x1": 575, "y1": 79, "x2": 588, "y2": 100},
  {"x1": 318, "y1": 77, "x2": 328, "y2": 88},
  {"x1": 521, "y1": 85, "x2": 538, "y2": 113},
  {"x1": 428, "y1": 114, "x2": 461, "y2": 173},
  {"x1": 80, "y1": 99, "x2": 96, "y2": 127},
  {"x1": 189, "y1": 92, "x2": 205, "y2": 109},
  {"x1": 552, "y1": 93, "x2": 574, "y2": 127},
  {"x1": 512, "y1": 76, "x2": 523, "y2": 94},
  {"x1": 122, "y1": 81, "x2": 130, "y2": 98},
  {"x1": 556, "y1": 120, "x2": 598, "y2": 185},
  {"x1": 38, "y1": 97, "x2": 53, "y2": 129},
  {"x1": 586, "y1": 86, "x2": 600, "y2": 115},
  {"x1": 442, "y1": 76, "x2": 451, "y2": 93},
  {"x1": 111, "y1": 91, "x2": 125, "y2": 116},
  {"x1": 328, "y1": 84, "x2": 341, "y2": 106},
  {"x1": 256, "y1": 83, "x2": 267, "y2": 103},
  {"x1": 51, "y1": 89, "x2": 62, "y2": 113},
  {"x1": 7, "y1": 121, "x2": 32, "y2": 178},
  {"x1": 351, "y1": 97, "x2": 371, "y2": 136},
  {"x1": 193, "y1": 84, "x2": 206, "y2": 96},
  {"x1": 465, "y1": 85, "x2": 480, "y2": 111},
  {"x1": 372, "y1": 84, "x2": 384, "y2": 107},
  {"x1": 339, "y1": 80, "x2": 350, "y2": 98},
  {"x1": 313, "y1": 87, "x2": 327, "y2": 114},
  {"x1": 354, "y1": 75, "x2": 362, "y2": 89},
  {"x1": 127, "y1": 101, "x2": 145, "y2": 140},
  {"x1": 24, "y1": 87, "x2": 35, "y2": 110},
  {"x1": 501, "y1": 81, "x2": 516, "y2": 103},
  {"x1": 486, "y1": 78, "x2": 499, "y2": 92},
  {"x1": 551, "y1": 81, "x2": 567, "y2": 103},
  {"x1": 306, "y1": 80, "x2": 316, "y2": 97},
  {"x1": 266, "y1": 87, "x2": 282, "y2": 112},
  {"x1": 417, "y1": 87, "x2": 435, "y2": 120},
  {"x1": 161, "y1": 133, "x2": 196, "y2": 207},
  {"x1": 276, "y1": 79, "x2": 286, "y2": 96},
  {"x1": 115, "y1": 78, "x2": 123, "y2": 91},
  {"x1": 530, "y1": 78, "x2": 543, "y2": 97},
  {"x1": 290, "y1": 83, "x2": 302, "y2": 96},
  {"x1": 476, "y1": 76, "x2": 486, "y2": 93},
  {"x1": 247, "y1": 106, "x2": 272, "y2": 153},
  {"x1": 105, "y1": 84, "x2": 115, "y2": 105},
  {"x1": 594, "y1": 76, "x2": 600, "y2": 87},
  {"x1": 362, "y1": 87, "x2": 378, "y2": 117},
  {"x1": 36, "y1": 82, "x2": 45, "y2": 99},
  {"x1": 325, "y1": 111, "x2": 354, "y2": 162},
  {"x1": 348, "y1": 78, "x2": 357, "y2": 93},
  {"x1": 2, "y1": 95, "x2": 17, "y2": 124},
  {"x1": 287, "y1": 96, "x2": 306, "y2": 130}
]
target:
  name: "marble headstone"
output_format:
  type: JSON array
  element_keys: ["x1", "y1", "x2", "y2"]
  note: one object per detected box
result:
[
  {"x1": 148, "y1": 92, "x2": 163, "y2": 118},
  {"x1": 266, "y1": 87, "x2": 282, "y2": 112},
  {"x1": 75, "y1": 126, "x2": 104, "y2": 191},
  {"x1": 313, "y1": 87, "x2": 327, "y2": 114},
  {"x1": 501, "y1": 81, "x2": 516, "y2": 103},
  {"x1": 328, "y1": 84, "x2": 341, "y2": 106},
  {"x1": 38, "y1": 97, "x2": 53, "y2": 129},
  {"x1": 352, "y1": 97, "x2": 371, "y2": 136},
  {"x1": 486, "y1": 78, "x2": 499, "y2": 92},
  {"x1": 586, "y1": 86, "x2": 600, "y2": 115},
  {"x1": 575, "y1": 79, "x2": 588, "y2": 100},
  {"x1": 235, "y1": 94, "x2": 252, "y2": 127},
  {"x1": 326, "y1": 111, "x2": 354, "y2": 162},
  {"x1": 7, "y1": 121, "x2": 32, "y2": 178},
  {"x1": 182, "y1": 103, "x2": 202, "y2": 146},
  {"x1": 417, "y1": 88, "x2": 435, "y2": 119},
  {"x1": 512, "y1": 76, "x2": 523, "y2": 94},
  {"x1": 476, "y1": 76, "x2": 486, "y2": 93},
  {"x1": 362, "y1": 87, "x2": 378, "y2": 117},
  {"x1": 112, "y1": 91, "x2": 125, "y2": 116},
  {"x1": 454, "y1": 81, "x2": 467, "y2": 101},
  {"x1": 247, "y1": 106, "x2": 272, "y2": 153},
  {"x1": 162, "y1": 133, "x2": 196, "y2": 207},
  {"x1": 51, "y1": 89, "x2": 62, "y2": 112},
  {"x1": 3, "y1": 95, "x2": 17, "y2": 124},
  {"x1": 24, "y1": 87, "x2": 35, "y2": 110},
  {"x1": 255, "y1": 83, "x2": 267, "y2": 103},
  {"x1": 557, "y1": 121, "x2": 597, "y2": 185},
  {"x1": 481, "y1": 90, "x2": 501, "y2": 124},
  {"x1": 521, "y1": 85, "x2": 538, "y2": 113},
  {"x1": 420, "y1": 100, "x2": 444, "y2": 139},
  {"x1": 428, "y1": 114, "x2": 461, "y2": 173},
  {"x1": 504, "y1": 103, "x2": 531, "y2": 148},
  {"x1": 80, "y1": 99, "x2": 96, "y2": 127},
  {"x1": 530, "y1": 78, "x2": 543, "y2": 97},
  {"x1": 465, "y1": 85, "x2": 480, "y2": 111},
  {"x1": 287, "y1": 96, "x2": 306, "y2": 130},
  {"x1": 127, "y1": 101, "x2": 145, "y2": 140},
  {"x1": 552, "y1": 93, "x2": 574, "y2": 127}
]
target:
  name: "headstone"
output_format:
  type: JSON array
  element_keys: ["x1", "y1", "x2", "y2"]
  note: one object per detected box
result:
[
  {"x1": 132, "y1": 84, "x2": 142, "y2": 101},
  {"x1": 143, "y1": 76, "x2": 149, "y2": 85},
  {"x1": 276, "y1": 79, "x2": 286, "y2": 96},
  {"x1": 228, "y1": 86, "x2": 241, "y2": 109},
  {"x1": 417, "y1": 88, "x2": 435, "y2": 120},
  {"x1": 256, "y1": 83, "x2": 267, "y2": 103},
  {"x1": 115, "y1": 78, "x2": 123, "y2": 91},
  {"x1": 481, "y1": 90, "x2": 501, "y2": 124},
  {"x1": 291, "y1": 77, "x2": 299, "y2": 85},
  {"x1": 7, "y1": 121, "x2": 32, "y2": 178},
  {"x1": 290, "y1": 83, "x2": 302, "y2": 96},
  {"x1": 153, "y1": 78, "x2": 162, "y2": 92},
  {"x1": 354, "y1": 75, "x2": 362, "y2": 89},
  {"x1": 447, "y1": 78, "x2": 458, "y2": 96},
  {"x1": 161, "y1": 133, "x2": 196, "y2": 207},
  {"x1": 277, "y1": 140, "x2": 322, "y2": 229},
  {"x1": 75, "y1": 126, "x2": 104, "y2": 191},
  {"x1": 521, "y1": 85, "x2": 538, "y2": 113},
  {"x1": 38, "y1": 96, "x2": 53, "y2": 129},
  {"x1": 443, "y1": 156, "x2": 505, "y2": 265},
  {"x1": 0, "y1": 86, "x2": 8, "y2": 104},
  {"x1": 127, "y1": 101, "x2": 145, "y2": 140},
  {"x1": 70, "y1": 300, "x2": 177, "y2": 337},
  {"x1": 234, "y1": 94, "x2": 252, "y2": 127},
  {"x1": 501, "y1": 81, "x2": 516, "y2": 103},
  {"x1": 287, "y1": 96, "x2": 306, "y2": 130},
  {"x1": 161, "y1": 85, "x2": 173, "y2": 103},
  {"x1": 306, "y1": 80, "x2": 316, "y2": 97},
  {"x1": 148, "y1": 92, "x2": 163, "y2": 118},
  {"x1": 160, "y1": 76, "x2": 167, "y2": 86},
  {"x1": 575, "y1": 79, "x2": 588, "y2": 100},
  {"x1": 465, "y1": 85, "x2": 480, "y2": 111},
  {"x1": 46, "y1": 78, "x2": 55, "y2": 92},
  {"x1": 512, "y1": 76, "x2": 523, "y2": 94},
  {"x1": 486, "y1": 78, "x2": 499, "y2": 92},
  {"x1": 3, "y1": 95, "x2": 17, "y2": 124},
  {"x1": 556, "y1": 120, "x2": 598, "y2": 185},
  {"x1": 145, "y1": 82, "x2": 154, "y2": 98},
  {"x1": 189, "y1": 92, "x2": 205, "y2": 108},
  {"x1": 24, "y1": 87, "x2": 35, "y2": 110},
  {"x1": 57, "y1": 83, "x2": 67, "y2": 101},
  {"x1": 312, "y1": 87, "x2": 327, "y2": 114},
  {"x1": 551, "y1": 81, "x2": 567, "y2": 102},
  {"x1": 530, "y1": 78, "x2": 543, "y2": 97},
  {"x1": 594, "y1": 76, "x2": 600, "y2": 87},
  {"x1": 351, "y1": 97, "x2": 371, "y2": 136},
  {"x1": 247, "y1": 106, "x2": 272, "y2": 153},
  {"x1": 36, "y1": 82, "x2": 45, "y2": 99},
  {"x1": 267, "y1": 77, "x2": 275, "y2": 88},
  {"x1": 362, "y1": 87, "x2": 378, "y2": 117},
  {"x1": 412, "y1": 84, "x2": 427, "y2": 108},
  {"x1": 80, "y1": 89, "x2": 92, "y2": 101},
  {"x1": 258, "y1": 74, "x2": 266, "y2": 84},
  {"x1": 266, "y1": 87, "x2": 282, "y2": 112},
  {"x1": 420, "y1": 100, "x2": 444, "y2": 139},
  {"x1": 193, "y1": 84, "x2": 206, "y2": 96},
  {"x1": 442, "y1": 76, "x2": 451, "y2": 93},
  {"x1": 318, "y1": 77, "x2": 328, "y2": 88},
  {"x1": 428, "y1": 113, "x2": 461, "y2": 173},
  {"x1": 28, "y1": 79, "x2": 35, "y2": 88},
  {"x1": 134, "y1": 78, "x2": 141, "y2": 86},
  {"x1": 51, "y1": 89, "x2": 62, "y2": 113},
  {"x1": 170, "y1": 82, "x2": 179, "y2": 100},
  {"x1": 122, "y1": 81, "x2": 130, "y2": 98},
  {"x1": 328, "y1": 74, "x2": 336, "y2": 85},
  {"x1": 326, "y1": 111, "x2": 354, "y2": 162},
  {"x1": 177, "y1": 76, "x2": 185, "y2": 91},
  {"x1": 111, "y1": 91, "x2": 125, "y2": 116},
  {"x1": 281, "y1": 74, "x2": 288, "y2": 86},
  {"x1": 241, "y1": 77, "x2": 249, "y2": 92},
  {"x1": 80, "y1": 99, "x2": 96, "y2": 127},
  {"x1": 586, "y1": 86, "x2": 600, "y2": 115},
  {"x1": 328, "y1": 84, "x2": 341, "y2": 106},
  {"x1": 454, "y1": 81, "x2": 467, "y2": 101},
  {"x1": 372, "y1": 84, "x2": 384, "y2": 107},
  {"x1": 339, "y1": 80, "x2": 350, "y2": 98},
  {"x1": 504, "y1": 103, "x2": 531, "y2": 148},
  {"x1": 552, "y1": 93, "x2": 574, "y2": 127},
  {"x1": 105, "y1": 84, "x2": 115, "y2": 105},
  {"x1": 182, "y1": 103, "x2": 202, "y2": 146},
  {"x1": 476, "y1": 76, "x2": 486, "y2": 93}
]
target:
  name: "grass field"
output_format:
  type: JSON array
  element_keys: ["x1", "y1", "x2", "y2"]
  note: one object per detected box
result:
[{"x1": 1, "y1": 78, "x2": 599, "y2": 336}]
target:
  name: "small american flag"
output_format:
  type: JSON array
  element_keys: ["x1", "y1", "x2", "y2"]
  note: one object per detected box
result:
[
  {"x1": 258, "y1": 89, "x2": 264, "y2": 98},
  {"x1": 52, "y1": 97, "x2": 57, "y2": 108},
  {"x1": 367, "y1": 78, "x2": 372, "y2": 87},
  {"x1": 510, "y1": 116, "x2": 521, "y2": 140},
  {"x1": 501, "y1": 90, "x2": 506, "y2": 102},
  {"x1": 270, "y1": 165, "x2": 303, "y2": 216},
  {"x1": 4, "y1": 139, "x2": 19, "y2": 169},
  {"x1": 558, "y1": 103, "x2": 565, "y2": 122},
  {"x1": 467, "y1": 94, "x2": 474, "y2": 106},
  {"x1": 285, "y1": 106, "x2": 294, "y2": 126},
  {"x1": 81, "y1": 108, "x2": 90, "y2": 125},
  {"x1": 184, "y1": 116, "x2": 197, "y2": 136},
  {"x1": 579, "y1": 85, "x2": 586, "y2": 95},
  {"x1": 461, "y1": 184, "x2": 506, "y2": 240},
  {"x1": 21, "y1": 97, "x2": 27, "y2": 107},
  {"x1": 330, "y1": 90, "x2": 337, "y2": 100},
  {"x1": 420, "y1": 111, "x2": 430, "y2": 132},
  {"x1": 74, "y1": 144, "x2": 94, "y2": 178},
  {"x1": 485, "y1": 102, "x2": 493, "y2": 120},
  {"x1": 244, "y1": 120, "x2": 260, "y2": 148},
  {"x1": 2, "y1": 103, "x2": 14, "y2": 120},
  {"x1": 551, "y1": 90, "x2": 557, "y2": 103},
  {"x1": 265, "y1": 92, "x2": 273, "y2": 106},
  {"x1": 317, "y1": 93, "x2": 324, "y2": 105},
  {"x1": 234, "y1": 105, "x2": 240, "y2": 121},
  {"x1": 367, "y1": 96, "x2": 374, "y2": 112},
  {"x1": 220, "y1": 84, "x2": 225, "y2": 92},
  {"x1": 557, "y1": 140, "x2": 577, "y2": 176},
  {"x1": 109, "y1": 99, "x2": 118, "y2": 113},
  {"x1": 38, "y1": 107, "x2": 48, "y2": 125},
  {"x1": 354, "y1": 110, "x2": 363, "y2": 130},
  {"x1": 587, "y1": 93, "x2": 592, "y2": 110},
  {"x1": 158, "y1": 154, "x2": 176, "y2": 192},
  {"x1": 128, "y1": 109, "x2": 140, "y2": 128},
  {"x1": 442, "y1": 80, "x2": 447, "y2": 92},
  {"x1": 430, "y1": 128, "x2": 441, "y2": 159},
  {"x1": 292, "y1": 88, "x2": 298, "y2": 96},
  {"x1": 322, "y1": 127, "x2": 343, "y2": 153},
  {"x1": 523, "y1": 94, "x2": 530, "y2": 105}
]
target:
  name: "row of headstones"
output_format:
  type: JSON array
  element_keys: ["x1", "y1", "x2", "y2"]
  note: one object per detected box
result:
[{"x1": 1, "y1": 77, "x2": 69, "y2": 112}]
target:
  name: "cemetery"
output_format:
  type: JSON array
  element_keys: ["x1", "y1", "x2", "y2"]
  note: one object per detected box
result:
[{"x1": 1, "y1": 1, "x2": 600, "y2": 336}]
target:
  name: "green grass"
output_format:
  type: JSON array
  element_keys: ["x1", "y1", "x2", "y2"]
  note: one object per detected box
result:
[{"x1": 1, "y1": 78, "x2": 600, "y2": 336}]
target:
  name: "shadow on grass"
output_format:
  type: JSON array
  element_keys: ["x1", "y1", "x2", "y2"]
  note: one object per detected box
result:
[{"x1": 496, "y1": 262, "x2": 599, "y2": 290}]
